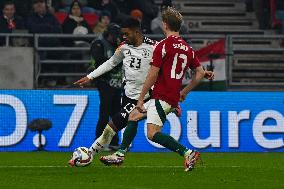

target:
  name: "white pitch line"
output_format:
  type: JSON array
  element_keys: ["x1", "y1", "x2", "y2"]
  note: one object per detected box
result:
[
  {"x1": 105, "y1": 165, "x2": 185, "y2": 168},
  {"x1": 0, "y1": 165, "x2": 240, "y2": 168},
  {"x1": 0, "y1": 165, "x2": 282, "y2": 170},
  {"x1": 0, "y1": 165, "x2": 183, "y2": 168},
  {"x1": 107, "y1": 165, "x2": 242, "y2": 168},
  {"x1": 0, "y1": 165, "x2": 69, "y2": 168}
]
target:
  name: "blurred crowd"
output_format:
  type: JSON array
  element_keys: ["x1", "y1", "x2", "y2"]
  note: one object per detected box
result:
[
  {"x1": 1, "y1": 0, "x2": 284, "y2": 44},
  {"x1": 246, "y1": 0, "x2": 284, "y2": 34},
  {"x1": 0, "y1": 0, "x2": 177, "y2": 87},
  {"x1": 0, "y1": 0, "x2": 178, "y2": 42},
  {"x1": 1, "y1": 0, "x2": 284, "y2": 87}
]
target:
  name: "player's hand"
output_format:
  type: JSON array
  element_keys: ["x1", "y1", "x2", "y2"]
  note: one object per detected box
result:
[
  {"x1": 204, "y1": 71, "x2": 214, "y2": 80},
  {"x1": 136, "y1": 99, "x2": 146, "y2": 113},
  {"x1": 73, "y1": 76, "x2": 91, "y2": 87},
  {"x1": 179, "y1": 91, "x2": 187, "y2": 102}
]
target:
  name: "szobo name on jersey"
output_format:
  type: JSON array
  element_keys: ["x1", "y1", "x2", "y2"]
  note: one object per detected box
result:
[{"x1": 151, "y1": 35, "x2": 201, "y2": 107}]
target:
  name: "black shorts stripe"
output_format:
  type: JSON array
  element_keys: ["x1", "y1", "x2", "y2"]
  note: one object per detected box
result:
[{"x1": 155, "y1": 100, "x2": 166, "y2": 124}]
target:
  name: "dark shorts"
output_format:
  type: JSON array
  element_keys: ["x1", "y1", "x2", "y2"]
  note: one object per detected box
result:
[
  {"x1": 111, "y1": 95, "x2": 137, "y2": 131},
  {"x1": 111, "y1": 95, "x2": 150, "y2": 131}
]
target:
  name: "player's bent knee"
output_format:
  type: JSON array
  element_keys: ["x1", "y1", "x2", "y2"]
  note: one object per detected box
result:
[
  {"x1": 147, "y1": 133, "x2": 153, "y2": 141},
  {"x1": 147, "y1": 130, "x2": 157, "y2": 141},
  {"x1": 147, "y1": 124, "x2": 162, "y2": 141}
]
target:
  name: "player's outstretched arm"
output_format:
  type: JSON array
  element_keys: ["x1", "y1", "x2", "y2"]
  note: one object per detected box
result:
[
  {"x1": 180, "y1": 66, "x2": 205, "y2": 102},
  {"x1": 73, "y1": 76, "x2": 91, "y2": 87},
  {"x1": 74, "y1": 49, "x2": 124, "y2": 87}
]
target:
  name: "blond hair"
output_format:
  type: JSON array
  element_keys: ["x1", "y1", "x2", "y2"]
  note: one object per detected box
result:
[{"x1": 162, "y1": 7, "x2": 183, "y2": 32}]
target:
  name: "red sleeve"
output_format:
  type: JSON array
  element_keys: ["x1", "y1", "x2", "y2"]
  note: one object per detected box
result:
[
  {"x1": 190, "y1": 50, "x2": 201, "y2": 69},
  {"x1": 151, "y1": 41, "x2": 164, "y2": 68}
]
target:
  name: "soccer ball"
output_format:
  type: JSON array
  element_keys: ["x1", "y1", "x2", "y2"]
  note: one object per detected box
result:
[{"x1": 71, "y1": 147, "x2": 93, "y2": 167}]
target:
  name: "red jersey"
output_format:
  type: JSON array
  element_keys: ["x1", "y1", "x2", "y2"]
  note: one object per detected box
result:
[{"x1": 151, "y1": 35, "x2": 200, "y2": 107}]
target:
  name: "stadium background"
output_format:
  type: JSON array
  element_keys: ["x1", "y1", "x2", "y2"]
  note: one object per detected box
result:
[{"x1": 0, "y1": 0, "x2": 283, "y2": 188}]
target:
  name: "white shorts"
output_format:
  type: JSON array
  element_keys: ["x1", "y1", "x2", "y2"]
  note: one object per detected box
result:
[{"x1": 143, "y1": 99, "x2": 172, "y2": 127}]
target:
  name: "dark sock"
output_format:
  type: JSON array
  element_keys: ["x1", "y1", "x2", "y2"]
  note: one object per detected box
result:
[
  {"x1": 119, "y1": 121, "x2": 138, "y2": 152},
  {"x1": 152, "y1": 132, "x2": 188, "y2": 156}
]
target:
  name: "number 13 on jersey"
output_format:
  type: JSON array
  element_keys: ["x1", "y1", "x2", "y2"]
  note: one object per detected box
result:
[{"x1": 171, "y1": 53, "x2": 188, "y2": 79}]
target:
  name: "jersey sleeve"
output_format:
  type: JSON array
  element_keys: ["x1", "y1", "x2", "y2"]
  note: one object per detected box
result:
[
  {"x1": 113, "y1": 45, "x2": 125, "y2": 63},
  {"x1": 87, "y1": 46, "x2": 124, "y2": 79},
  {"x1": 189, "y1": 50, "x2": 201, "y2": 70},
  {"x1": 151, "y1": 41, "x2": 165, "y2": 68}
]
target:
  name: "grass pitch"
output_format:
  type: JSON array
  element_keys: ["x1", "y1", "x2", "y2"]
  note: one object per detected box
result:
[{"x1": 0, "y1": 152, "x2": 283, "y2": 189}]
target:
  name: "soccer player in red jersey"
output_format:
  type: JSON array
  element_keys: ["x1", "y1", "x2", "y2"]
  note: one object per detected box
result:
[
  {"x1": 100, "y1": 7, "x2": 214, "y2": 171},
  {"x1": 136, "y1": 7, "x2": 205, "y2": 171}
]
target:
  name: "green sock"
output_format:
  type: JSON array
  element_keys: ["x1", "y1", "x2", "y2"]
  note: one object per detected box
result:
[
  {"x1": 119, "y1": 121, "x2": 138, "y2": 153},
  {"x1": 152, "y1": 132, "x2": 188, "y2": 156}
]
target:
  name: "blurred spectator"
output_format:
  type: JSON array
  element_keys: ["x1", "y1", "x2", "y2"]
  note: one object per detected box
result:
[
  {"x1": 275, "y1": 0, "x2": 284, "y2": 35},
  {"x1": 252, "y1": 0, "x2": 270, "y2": 30},
  {"x1": 0, "y1": 1, "x2": 25, "y2": 33},
  {"x1": 246, "y1": 0, "x2": 270, "y2": 29},
  {"x1": 151, "y1": 0, "x2": 188, "y2": 34},
  {"x1": 130, "y1": 9, "x2": 150, "y2": 33},
  {"x1": 26, "y1": 0, "x2": 62, "y2": 35},
  {"x1": 62, "y1": 0, "x2": 92, "y2": 64},
  {"x1": 131, "y1": 0, "x2": 157, "y2": 33},
  {"x1": 26, "y1": 0, "x2": 62, "y2": 87},
  {"x1": 130, "y1": 9, "x2": 143, "y2": 22},
  {"x1": 62, "y1": 1, "x2": 92, "y2": 35},
  {"x1": 45, "y1": 0, "x2": 55, "y2": 14},
  {"x1": 61, "y1": 1, "x2": 92, "y2": 85},
  {"x1": 0, "y1": 1, "x2": 25, "y2": 46},
  {"x1": 93, "y1": 11, "x2": 111, "y2": 36},
  {"x1": 6, "y1": 0, "x2": 33, "y2": 18},
  {"x1": 89, "y1": 23, "x2": 123, "y2": 149},
  {"x1": 52, "y1": 0, "x2": 96, "y2": 13},
  {"x1": 88, "y1": 0, "x2": 118, "y2": 22}
]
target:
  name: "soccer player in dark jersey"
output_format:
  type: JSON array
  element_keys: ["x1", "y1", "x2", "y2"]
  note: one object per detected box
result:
[{"x1": 100, "y1": 7, "x2": 214, "y2": 171}]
